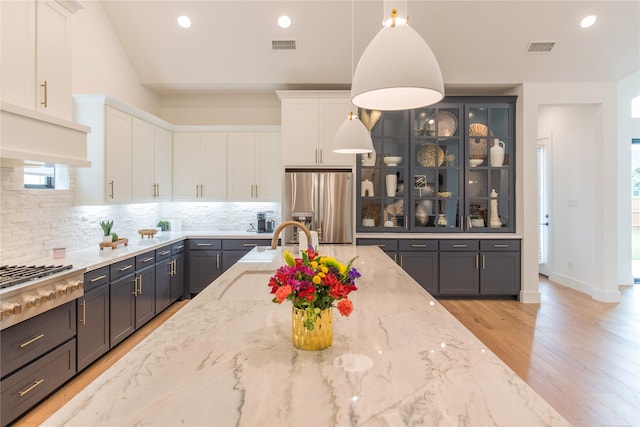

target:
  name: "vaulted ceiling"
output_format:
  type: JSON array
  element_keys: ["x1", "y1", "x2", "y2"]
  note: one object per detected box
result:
[{"x1": 100, "y1": 1, "x2": 639, "y2": 96}]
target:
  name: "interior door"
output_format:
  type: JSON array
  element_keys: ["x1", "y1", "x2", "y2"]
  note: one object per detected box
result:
[{"x1": 537, "y1": 136, "x2": 552, "y2": 276}]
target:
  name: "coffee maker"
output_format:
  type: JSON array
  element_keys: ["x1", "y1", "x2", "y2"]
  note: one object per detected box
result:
[{"x1": 256, "y1": 212, "x2": 275, "y2": 233}]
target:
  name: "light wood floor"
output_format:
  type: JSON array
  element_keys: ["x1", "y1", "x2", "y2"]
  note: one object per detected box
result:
[{"x1": 15, "y1": 278, "x2": 640, "y2": 427}]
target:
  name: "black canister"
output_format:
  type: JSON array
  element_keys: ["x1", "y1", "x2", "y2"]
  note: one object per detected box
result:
[{"x1": 257, "y1": 212, "x2": 266, "y2": 232}]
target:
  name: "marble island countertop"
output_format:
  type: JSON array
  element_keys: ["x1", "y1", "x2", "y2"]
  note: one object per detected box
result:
[{"x1": 44, "y1": 245, "x2": 567, "y2": 426}]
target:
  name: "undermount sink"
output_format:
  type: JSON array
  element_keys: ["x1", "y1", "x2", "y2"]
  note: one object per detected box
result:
[
  {"x1": 236, "y1": 246, "x2": 281, "y2": 263},
  {"x1": 218, "y1": 271, "x2": 275, "y2": 301}
]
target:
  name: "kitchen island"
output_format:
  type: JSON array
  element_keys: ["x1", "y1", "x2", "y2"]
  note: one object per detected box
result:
[{"x1": 43, "y1": 245, "x2": 568, "y2": 426}]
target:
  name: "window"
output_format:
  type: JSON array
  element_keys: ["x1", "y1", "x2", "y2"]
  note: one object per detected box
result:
[{"x1": 23, "y1": 166, "x2": 69, "y2": 190}]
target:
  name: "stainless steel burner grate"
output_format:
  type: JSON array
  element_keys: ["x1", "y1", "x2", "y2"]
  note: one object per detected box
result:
[{"x1": 0, "y1": 264, "x2": 73, "y2": 289}]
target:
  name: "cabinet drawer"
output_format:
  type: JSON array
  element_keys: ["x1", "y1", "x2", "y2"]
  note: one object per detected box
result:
[
  {"x1": 1, "y1": 302, "x2": 76, "y2": 378},
  {"x1": 188, "y1": 239, "x2": 221, "y2": 250},
  {"x1": 399, "y1": 239, "x2": 438, "y2": 251},
  {"x1": 84, "y1": 266, "x2": 109, "y2": 292},
  {"x1": 172, "y1": 241, "x2": 186, "y2": 254},
  {"x1": 1, "y1": 339, "x2": 76, "y2": 427},
  {"x1": 110, "y1": 258, "x2": 135, "y2": 281},
  {"x1": 222, "y1": 239, "x2": 271, "y2": 251},
  {"x1": 135, "y1": 251, "x2": 156, "y2": 269},
  {"x1": 356, "y1": 239, "x2": 398, "y2": 251},
  {"x1": 439, "y1": 240, "x2": 479, "y2": 251},
  {"x1": 155, "y1": 245, "x2": 172, "y2": 261},
  {"x1": 480, "y1": 239, "x2": 521, "y2": 251}
]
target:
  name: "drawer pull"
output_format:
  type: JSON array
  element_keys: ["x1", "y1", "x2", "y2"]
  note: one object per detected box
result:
[
  {"x1": 175, "y1": 245, "x2": 185, "y2": 250},
  {"x1": 119, "y1": 264, "x2": 133, "y2": 272},
  {"x1": 160, "y1": 250, "x2": 171, "y2": 256},
  {"x1": 376, "y1": 244, "x2": 386, "y2": 248},
  {"x1": 493, "y1": 244, "x2": 510, "y2": 248},
  {"x1": 19, "y1": 333, "x2": 45, "y2": 348},
  {"x1": 90, "y1": 274, "x2": 107, "y2": 282},
  {"x1": 142, "y1": 257, "x2": 154, "y2": 263},
  {"x1": 411, "y1": 244, "x2": 427, "y2": 248},
  {"x1": 196, "y1": 243, "x2": 213, "y2": 247},
  {"x1": 452, "y1": 244, "x2": 468, "y2": 248},
  {"x1": 243, "y1": 243, "x2": 258, "y2": 247},
  {"x1": 80, "y1": 300, "x2": 86, "y2": 325},
  {"x1": 18, "y1": 379, "x2": 44, "y2": 397}
]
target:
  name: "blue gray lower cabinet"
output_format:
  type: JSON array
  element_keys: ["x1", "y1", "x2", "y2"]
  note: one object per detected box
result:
[
  {"x1": 77, "y1": 266, "x2": 110, "y2": 372},
  {"x1": 357, "y1": 238, "x2": 521, "y2": 298},
  {"x1": 1, "y1": 302, "x2": 76, "y2": 427}
]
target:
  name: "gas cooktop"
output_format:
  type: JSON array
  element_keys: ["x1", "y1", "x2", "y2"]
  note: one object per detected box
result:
[{"x1": 0, "y1": 264, "x2": 73, "y2": 289}]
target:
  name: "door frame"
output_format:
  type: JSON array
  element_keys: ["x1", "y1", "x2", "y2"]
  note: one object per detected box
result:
[{"x1": 537, "y1": 135, "x2": 552, "y2": 277}]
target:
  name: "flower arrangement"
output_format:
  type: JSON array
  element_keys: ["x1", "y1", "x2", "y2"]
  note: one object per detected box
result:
[{"x1": 268, "y1": 248, "x2": 360, "y2": 330}]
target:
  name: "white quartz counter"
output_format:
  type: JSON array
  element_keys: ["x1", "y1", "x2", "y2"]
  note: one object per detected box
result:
[{"x1": 44, "y1": 245, "x2": 567, "y2": 426}]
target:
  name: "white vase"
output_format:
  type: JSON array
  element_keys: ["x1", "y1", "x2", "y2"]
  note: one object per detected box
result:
[
  {"x1": 361, "y1": 149, "x2": 376, "y2": 167},
  {"x1": 489, "y1": 189, "x2": 502, "y2": 228},
  {"x1": 490, "y1": 139, "x2": 505, "y2": 167},
  {"x1": 385, "y1": 174, "x2": 397, "y2": 197},
  {"x1": 362, "y1": 218, "x2": 375, "y2": 227},
  {"x1": 102, "y1": 235, "x2": 113, "y2": 243},
  {"x1": 361, "y1": 179, "x2": 374, "y2": 197}
]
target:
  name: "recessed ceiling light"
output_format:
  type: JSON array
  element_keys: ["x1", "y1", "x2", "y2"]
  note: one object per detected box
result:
[
  {"x1": 278, "y1": 15, "x2": 292, "y2": 29},
  {"x1": 580, "y1": 15, "x2": 596, "y2": 28},
  {"x1": 177, "y1": 15, "x2": 191, "y2": 29}
]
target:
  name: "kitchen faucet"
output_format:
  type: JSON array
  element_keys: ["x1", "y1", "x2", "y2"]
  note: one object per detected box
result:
[{"x1": 271, "y1": 220, "x2": 312, "y2": 250}]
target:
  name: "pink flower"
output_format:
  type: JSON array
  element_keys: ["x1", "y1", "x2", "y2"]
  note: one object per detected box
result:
[
  {"x1": 275, "y1": 285, "x2": 292, "y2": 303},
  {"x1": 337, "y1": 298, "x2": 354, "y2": 317}
]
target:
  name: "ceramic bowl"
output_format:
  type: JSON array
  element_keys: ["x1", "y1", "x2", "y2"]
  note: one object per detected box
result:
[
  {"x1": 384, "y1": 156, "x2": 402, "y2": 166},
  {"x1": 469, "y1": 158, "x2": 484, "y2": 167}
]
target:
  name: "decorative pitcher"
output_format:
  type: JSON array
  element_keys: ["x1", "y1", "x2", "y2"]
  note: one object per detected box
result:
[{"x1": 490, "y1": 139, "x2": 505, "y2": 167}]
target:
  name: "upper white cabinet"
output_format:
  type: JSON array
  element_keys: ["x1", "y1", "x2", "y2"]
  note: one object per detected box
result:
[
  {"x1": 1, "y1": 0, "x2": 76, "y2": 120},
  {"x1": 132, "y1": 118, "x2": 173, "y2": 201},
  {"x1": 227, "y1": 132, "x2": 281, "y2": 201},
  {"x1": 278, "y1": 91, "x2": 355, "y2": 167},
  {"x1": 173, "y1": 132, "x2": 227, "y2": 201}
]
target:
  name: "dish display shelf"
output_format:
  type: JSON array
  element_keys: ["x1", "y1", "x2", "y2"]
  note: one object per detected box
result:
[{"x1": 356, "y1": 96, "x2": 516, "y2": 234}]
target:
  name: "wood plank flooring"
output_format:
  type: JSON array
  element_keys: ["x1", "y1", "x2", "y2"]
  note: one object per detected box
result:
[{"x1": 14, "y1": 278, "x2": 640, "y2": 426}]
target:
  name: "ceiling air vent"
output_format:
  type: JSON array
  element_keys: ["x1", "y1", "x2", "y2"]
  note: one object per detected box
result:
[
  {"x1": 526, "y1": 41, "x2": 556, "y2": 54},
  {"x1": 272, "y1": 39, "x2": 297, "y2": 52}
]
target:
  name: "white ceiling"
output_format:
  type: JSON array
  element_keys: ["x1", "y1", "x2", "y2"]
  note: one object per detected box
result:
[{"x1": 99, "y1": 0, "x2": 640, "y2": 96}]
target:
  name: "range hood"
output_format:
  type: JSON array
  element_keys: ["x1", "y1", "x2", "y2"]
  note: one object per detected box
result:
[{"x1": 1, "y1": 102, "x2": 91, "y2": 167}]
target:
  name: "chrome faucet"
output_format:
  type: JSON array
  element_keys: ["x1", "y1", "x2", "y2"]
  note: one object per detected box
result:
[{"x1": 271, "y1": 220, "x2": 312, "y2": 250}]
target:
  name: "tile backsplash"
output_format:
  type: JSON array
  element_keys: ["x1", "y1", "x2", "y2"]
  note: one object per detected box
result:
[{"x1": 0, "y1": 167, "x2": 280, "y2": 264}]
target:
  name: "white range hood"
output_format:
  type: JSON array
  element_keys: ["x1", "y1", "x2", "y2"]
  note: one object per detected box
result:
[{"x1": 0, "y1": 102, "x2": 91, "y2": 167}]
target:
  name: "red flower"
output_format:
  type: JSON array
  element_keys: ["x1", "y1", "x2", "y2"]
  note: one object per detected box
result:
[
  {"x1": 337, "y1": 299, "x2": 354, "y2": 317},
  {"x1": 298, "y1": 286, "x2": 316, "y2": 301},
  {"x1": 274, "y1": 285, "x2": 292, "y2": 303}
]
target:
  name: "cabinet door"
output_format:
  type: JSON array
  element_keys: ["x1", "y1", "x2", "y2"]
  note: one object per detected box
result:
[
  {"x1": 105, "y1": 107, "x2": 132, "y2": 203},
  {"x1": 222, "y1": 251, "x2": 246, "y2": 272},
  {"x1": 110, "y1": 274, "x2": 136, "y2": 346},
  {"x1": 170, "y1": 252, "x2": 186, "y2": 302},
  {"x1": 77, "y1": 285, "x2": 109, "y2": 371},
  {"x1": 439, "y1": 252, "x2": 479, "y2": 295},
  {"x1": 36, "y1": 0, "x2": 72, "y2": 119},
  {"x1": 131, "y1": 118, "x2": 155, "y2": 201},
  {"x1": 227, "y1": 132, "x2": 255, "y2": 200},
  {"x1": 155, "y1": 259, "x2": 172, "y2": 313},
  {"x1": 200, "y1": 132, "x2": 227, "y2": 200},
  {"x1": 318, "y1": 98, "x2": 355, "y2": 166},
  {"x1": 399, "y1": 251, "x2": 438, "y2": 295},
  {"x1": 0, "y1": 0, "x2": 35, "y2": 110},
  {"x1": 255, "y1": 132, "x2": 282, "y2": 201},
  {"x1": 173, "y1": 133, "x2": 201, "y2": 200},
  {"x1": 188, "y1": 250, "x2": 221, "y2": 294},
  {"x1": 480, "y1": 251, "x2": 520, "y2": 296},
  {"x1": 281, "y1": 99, "x2": 319, "y2": 165},
  {"x1": 154, "y1": 127, "x2": 173, "y2": 200},
  {"x1": 135, "y1": 266, "x2": 155, "y2": 329}
]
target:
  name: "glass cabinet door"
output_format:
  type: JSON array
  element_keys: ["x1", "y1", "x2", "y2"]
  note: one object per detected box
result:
[
  {"x1": 357, "y1": 110, "x2": 408, "y2": 231},
  {"x1": 465, "y1": 103, "x2": 514, "y2": 231},
  {"x1": 410, "y1": 106, "x2": 463, "y2": 231}
]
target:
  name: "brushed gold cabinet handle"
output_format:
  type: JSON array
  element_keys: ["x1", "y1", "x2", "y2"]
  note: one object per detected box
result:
[
  {"x1": 132, "y1": 276, "x2": 139, "y2": 296},
  {"x1": 109, "y1": 181, "x2": 114, "y2": 199},
  {"x1": 411, "y1": 244, "x2": 427, "y2": 248},
  {"x1": 453, "y1": 244, "x2": 468, "y2": 248},
  {"x1": 40, "y1": 81, "x2": 47, "y2": 107},
  {"x1": 475, "y1": 254, "x2": 479, "y2": 269},
  {"x1": 399, "y1": 254, "x2": 403, "y2": 268},
  {"x1": 119, "y1": 264, "x2": 133, "y2": 272},
  {"x1": 19, "y1": 379, "x2": 45, "y2": 397},
  {"x1": 493, "y1": 244, "x2": 509, "y2": 248},
  {"x1": 80, "y1": 300, "x2": 86, "y2": 325},
  {"x1": 255, "y1": 184, "x2": 258, "y2": 198},
  {"x1": 242, "y1": 243, "x2": 258, "y2": 247},
  {"x1": 216, "y1": 254, "x2": 220, "y2": 269},
  {"x1": 482, "y1": 254, "x2": 486, "y2": 270},
  {"x1": 195, "y1": 184, "x2": 199, "y2": 197},
  {"x1": 90, "y1": 275, "x2": 107, "y2": 282},
  {"x1": 160, "y1": 250, "x2": 171, "y2": 256},
  {"x1": 142, "y1": 257, "x2": 154, "y2": 263},
  {"x1": 19, "y1": 333, "x2": 45, "y2": 348}
]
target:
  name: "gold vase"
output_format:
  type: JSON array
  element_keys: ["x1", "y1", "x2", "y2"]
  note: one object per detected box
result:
[{"x1": 291, "y1": 307, "x2": 333, "y2": 350}]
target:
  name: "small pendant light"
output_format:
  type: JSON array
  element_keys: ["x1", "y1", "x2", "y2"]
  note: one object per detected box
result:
[
  {"x1": 351, "y1": 7, "x2": 444, "y2": 111},
  {"x1": 333, "y1": 0, "x2": 374, "y2": 154}
]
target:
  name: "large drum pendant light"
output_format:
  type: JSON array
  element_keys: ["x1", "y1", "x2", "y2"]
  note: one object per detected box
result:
[
  {"x1": 333, "y1": 0, "x2": 374, "y2": 154},
  {"x1": 351, "y1": 8, "x2": 444, "y2": 111}
]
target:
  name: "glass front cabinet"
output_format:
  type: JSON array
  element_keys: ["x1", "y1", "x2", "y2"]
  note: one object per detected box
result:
[{"x1": 356, "y1": 96, "x2": 516, "y2": 234}]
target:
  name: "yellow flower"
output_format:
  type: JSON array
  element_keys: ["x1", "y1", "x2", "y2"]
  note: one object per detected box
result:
[
  {"x1": 312, "y1": 275, "x2": 322, "y2": 284},
  {"x1": 283, "y1": 250, "x2": 295, "y2": 267},
  {"x1": 318, "y1": 272, "x2": 326, "y2": 278},
  {"x1": 311, "y1": 261, "x2": 319, "y2": 268},
  {"x1": 320, "y1": 266, "x2": 328, "y2": 274}
]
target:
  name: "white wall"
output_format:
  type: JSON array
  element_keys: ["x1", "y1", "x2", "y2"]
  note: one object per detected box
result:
[
  {"x1": 522, "y1": 81, "x2": 623, "y2": 302},
  {"x1": 71, "y1": 1, "x2": 160, "y2": 115}
]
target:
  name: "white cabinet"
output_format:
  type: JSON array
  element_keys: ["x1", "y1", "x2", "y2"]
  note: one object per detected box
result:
[
  {"x1": 173, "y1": 132, "x2": 227, "y2": 201},
  {"x1": 0, "y1": 0, "x2": 74, "y2": 120},
  {"x1": 227, "y1": 132, "x2": 281, "y2": 201},
  {"x1": 132, "y1": 119, "x2": 173, "y2": 201},
  {"x1": 278, "y1": 91, "x2": 355, "y2": 167}
]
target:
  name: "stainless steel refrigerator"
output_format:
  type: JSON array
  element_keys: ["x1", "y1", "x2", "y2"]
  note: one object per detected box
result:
[{"x1": 283, "y1": 169, "x2": 353, "y2": 244}]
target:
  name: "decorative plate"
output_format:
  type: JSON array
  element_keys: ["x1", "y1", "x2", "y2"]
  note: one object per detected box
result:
[
  {"x1": 417, "y1": 143, "x2": 445, "y2": 167},
  {"x1": 434, "y1": 111, "x2": 458, "y2": 136}
]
